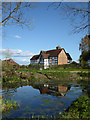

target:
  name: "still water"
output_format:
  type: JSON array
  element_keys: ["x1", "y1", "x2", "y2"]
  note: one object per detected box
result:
[{"x1": 2, "y1": 81, "x2": 83, "y2": 118}]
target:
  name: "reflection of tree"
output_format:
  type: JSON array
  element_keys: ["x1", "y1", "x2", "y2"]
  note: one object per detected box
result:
[
  {"x1": 2, "y1": 82, "x2": 30, "y2": 100},
  {"x1": 2, "y1": 82, "x2": 30, "y2": 101},
  {"x1": 2, "y1": 87, "x2": 17, "y2": 100}
]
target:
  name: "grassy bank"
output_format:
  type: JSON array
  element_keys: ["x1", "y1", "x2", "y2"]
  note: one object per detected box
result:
[
  {"x1": 61, "y1": 95, "x2": 90, "y2": 119},
  {"x1": 1, "y1": 95, "x2": 89, "y2": 119},
  {"x1": 0, "y1": 96, "x2": 19, "y2": 112},
  {"x1": 2, "y1": 67, "x2": 89, "y2": 85},
  {"x1": 2, "y1": 62, "x2": 89, "y2": 83},
  {"x1": 1, "y1": 66, "x2": 90, "y2": 119}
]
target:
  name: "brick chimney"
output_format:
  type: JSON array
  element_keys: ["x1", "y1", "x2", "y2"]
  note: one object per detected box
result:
[{"x1": 56, "y1": 46, "x2": 61, "y2": 49}]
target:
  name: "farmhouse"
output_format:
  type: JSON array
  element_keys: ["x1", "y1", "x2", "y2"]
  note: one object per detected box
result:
[
  {"x1": 34, "y1": 84, "x2": 71, "y2": 96},
  {"x1": 30, "y1": 46, "x2": 72, "y2": 69}
]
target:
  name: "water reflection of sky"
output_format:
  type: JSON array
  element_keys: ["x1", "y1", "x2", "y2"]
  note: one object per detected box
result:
[
  {"x1": 2, "y1": 84, "x2": 83, "y2": 118},
  {"x1": 0, "y1": 89, "x2": 2, "y2": 95}
]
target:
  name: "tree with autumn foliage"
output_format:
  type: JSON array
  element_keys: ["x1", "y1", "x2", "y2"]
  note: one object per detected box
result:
[{"x1": 79, "y1": 35, "x2": 90, "y2": 67}]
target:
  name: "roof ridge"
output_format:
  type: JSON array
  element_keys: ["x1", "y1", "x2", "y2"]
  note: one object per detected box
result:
[{"x1": 46, "y1": 48, "x2": 62, "y2": 52}]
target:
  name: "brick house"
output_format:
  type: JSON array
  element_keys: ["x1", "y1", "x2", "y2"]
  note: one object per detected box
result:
[
  {"x1": 34, "y1": 84, "x2": 71, "y2": 96},
  {"x1": 30, "y1": 46, "x2": 72, "y2": 69}
]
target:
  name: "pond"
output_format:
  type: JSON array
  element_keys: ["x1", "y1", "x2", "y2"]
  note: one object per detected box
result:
[{"x1": 2, "y1": 80, "x2": 83, "y2": 119}]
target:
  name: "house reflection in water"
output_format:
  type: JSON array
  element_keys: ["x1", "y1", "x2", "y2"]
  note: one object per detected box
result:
[{"x1": 38, "y1": 84, "x2": 71, "y2": 96}]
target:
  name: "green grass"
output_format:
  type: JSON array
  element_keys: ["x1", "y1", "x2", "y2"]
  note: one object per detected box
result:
[
  {"x1": 77, "y1": 72, "x2": 90, "y2": 77},
  {"x1": 17, "y1": 67, "x2": 89, "y2": 73},
  {"x1": 62, "y1": 95, "x2": 90, "y2": 119},
  {"x1": 18, "y1": 69, "x2": 29, "y2": 72},
  {"x1": 2, "y1": 66, "x2": 89, "y2": 84},
  {"x1": 37, "y1": 71, "x2": 75, "y2": 81},
  {"x1": 40, "y1": 68, "x2": 88, "y2": 72},
  {"x1": 0, "y1": 77, "x2": 2, "y2": 82},
  {"x1": 1, "y1": 98, "x2": 20, "y2": 112},
  {"x1": 3, "y1": 76, "x2": 20, "y2": 82}
]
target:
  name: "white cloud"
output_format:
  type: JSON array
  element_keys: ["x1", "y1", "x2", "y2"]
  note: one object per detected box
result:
[
  {"x1": 14, "y1": 35, "x2": 21, "y2": 39},
  {"x1": 0, "y1": 49, "x2": 37, "y2": 65},
  {"x1": 22, "y1": 59, "x2": 29, "y2": 62},
  {"x1": 0, "y1": 49, "x2": 34, "y2": 57},
  {"x1": 13, "y1": 58, "x2": 30, "y2": 65}
]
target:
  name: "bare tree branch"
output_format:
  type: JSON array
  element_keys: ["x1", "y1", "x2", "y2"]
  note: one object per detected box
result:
[
  {"x1": 0, "y1": 2, "x2": 35, "y2": 28},
  {"x1": 1, "y1": 2, "x2": 22, "y2": 24},
  {"x1": 48, "y1": 2, "x2": 89, "y2": 33}
]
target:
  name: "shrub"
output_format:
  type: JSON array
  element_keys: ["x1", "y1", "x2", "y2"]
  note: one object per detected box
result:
[
  {"x1": 2, "y1": 99, "x2": 19, "y2": 112},
  {"x1": 62, "y1": 95, "x2": 90, "y2": 119},
  {"x1": 28, "y1": 64, "x2": 44, "y2": 70}
]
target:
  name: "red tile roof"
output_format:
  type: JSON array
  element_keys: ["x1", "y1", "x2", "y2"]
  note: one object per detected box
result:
[
  {"x1": 42, "y1": 53, "x2": 49, "y2": 59},
  {"x1": 30, "y1": 55, "x2": 39, "y2": 60},
  {"x1": 45, "y1": 49, "x2": 62, "y2": 57},
  {"x1": 66, "y1": 53, "x2": 72, "y2": 60},
  {"x1": 30, "y1": 47, "x2": 72, "y2": 60},
  {"x1": 4, "y1": 59, "x2": 19, "y2": 65}
]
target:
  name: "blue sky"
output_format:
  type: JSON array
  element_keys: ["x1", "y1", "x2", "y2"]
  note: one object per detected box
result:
[{"x1": 1, "y1": 2, "x2": 88, "y2": 65}]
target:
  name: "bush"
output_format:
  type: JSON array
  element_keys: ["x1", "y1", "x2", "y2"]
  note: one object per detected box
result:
[
  {"x1": 62, "y1": 95, "x2": 90, "y2": 119},
  {"x1": 28, "y1": 64, "x2": 44, "y2": 70},
  {"x1": 2, "y1": 99, "x2": 19, "y2": 112},
  {"x1": 77, "y1": 72, "x2": 90, "y2": 77},
  {"x1": 48, "y1": 62, "x2": 81, "y2": 70}
]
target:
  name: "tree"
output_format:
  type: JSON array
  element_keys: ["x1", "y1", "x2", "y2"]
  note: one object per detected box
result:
[
  {"x1": 1, "y1": 2, "x2": 89, "y2": 33},
  {"x1": 0, "y1": 2, "x2": 37, "y2": 28},
  {"x1": 79, "y1": 35, "x2": 90, "y2": 52},
  {"x1": 4, "y1": 48, "x2": 12, "y2": 60},
  {"x1": 48, "y1": 2, "x2": 90, "y2": 67},
  {"x1": 48, "y1": 2, "x2": 90, "y2": 33},
  {"x1": 79, "y1": 34, "x2": 90, "y2": 67}
]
